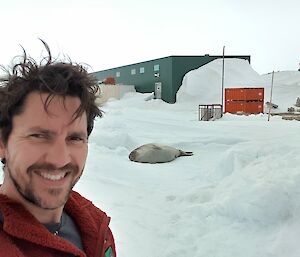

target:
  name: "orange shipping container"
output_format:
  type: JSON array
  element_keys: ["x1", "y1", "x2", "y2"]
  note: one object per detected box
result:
[
  {"x1": 225, "y1": 88, "x2": 264, "y2": 101},
  {"x1": 225, "y1": 101, "x2": 264, "y2": 114}
]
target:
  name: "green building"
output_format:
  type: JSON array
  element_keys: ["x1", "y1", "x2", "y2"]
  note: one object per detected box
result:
[{"x1": 92, "y1": 55, "x2": 250, "y2": 103}]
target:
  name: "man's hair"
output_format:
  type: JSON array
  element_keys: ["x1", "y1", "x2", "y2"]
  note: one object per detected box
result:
[{"x1": 0, "y1": 40, "x2": 102, "y2": 145}]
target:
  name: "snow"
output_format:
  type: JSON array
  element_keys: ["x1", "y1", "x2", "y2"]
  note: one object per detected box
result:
[
  {"x1": 81, "y1": 59, "x2": 300, "y2": 257},
  {"x1": 177, "y1": 58, "x2": 300, "y2": 113},
  {"x1": 3, "y1": 58, "x2": 300, "y2": 256}
]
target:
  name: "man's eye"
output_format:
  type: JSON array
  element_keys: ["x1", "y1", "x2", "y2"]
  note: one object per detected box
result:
[
  {"x1": 72, "y1": 137, "x2": 82, "y2": 141},
  {"x1": 30, "y1": 134, "x2": 45, "y2": 138},
  {"x1": 69, "y1": 136, "x2": 85, "y2": 142}
]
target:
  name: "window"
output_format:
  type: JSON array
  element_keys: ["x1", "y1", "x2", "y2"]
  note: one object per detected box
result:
[
  {"x1": 139, "y1": 67, "x2": 145, "y2": 74},
  {"x1": 154, "y1": 64, "x2": 160, "y2": 71},
  {"x1": 116, "y1": 71, "x2": 120, "y2": 77},
  {"x1": 131, "y1": 68, "x2": 136, "y2": 75}
]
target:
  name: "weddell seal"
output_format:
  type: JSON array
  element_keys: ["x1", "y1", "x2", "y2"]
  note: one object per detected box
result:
[{"x1": 129, "y1": 143, "x2": 193, "y2": 164}]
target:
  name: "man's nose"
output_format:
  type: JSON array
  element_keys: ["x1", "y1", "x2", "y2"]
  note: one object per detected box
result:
[{"x1": 45, "y1": 139, "x2": 71, "y2": 168}]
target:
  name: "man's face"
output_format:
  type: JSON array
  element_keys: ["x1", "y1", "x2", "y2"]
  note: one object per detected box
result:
[{"x1": 0, "y1": 92, "x2": 88, "y2": 210}]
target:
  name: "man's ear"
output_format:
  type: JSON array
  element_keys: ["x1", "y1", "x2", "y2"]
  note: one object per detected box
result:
[{"x1": 0, "y1": 138, "x2": 6, "y2": 160}]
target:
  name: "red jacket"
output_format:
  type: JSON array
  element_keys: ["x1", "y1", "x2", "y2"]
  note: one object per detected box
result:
[{"x1": 0, "y1": 191, "x2": 116, "y2": 257}]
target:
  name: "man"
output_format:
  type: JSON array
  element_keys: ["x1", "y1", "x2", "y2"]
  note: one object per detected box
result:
[{"x1": 0, "y1": 41, "x2": 116, "y2": 257}]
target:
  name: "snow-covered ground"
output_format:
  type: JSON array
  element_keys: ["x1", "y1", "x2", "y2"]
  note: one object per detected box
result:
[
  {"x1": 3, "y1": 59, "x2": 300, "y2": 256},
  {"x1": 79, "y1": 59, "x2": 300, "y2": 257}
]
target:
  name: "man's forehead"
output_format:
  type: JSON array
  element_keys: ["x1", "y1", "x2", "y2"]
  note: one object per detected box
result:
[
  {"x1": 16, "y1": 92, "x2": 87, "y2": 127},
  {"x1": 22, "y1": 92, "x2": 82, "y2": 115}
]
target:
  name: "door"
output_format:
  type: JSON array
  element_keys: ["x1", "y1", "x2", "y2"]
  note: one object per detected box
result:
[{"x1": 154, "y1": 82, "x2": 162, "y2": 99}]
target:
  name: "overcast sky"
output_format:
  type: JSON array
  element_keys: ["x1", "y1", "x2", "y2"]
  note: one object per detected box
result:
[{"x1": 1, "y1": 0, "x2": 299, "y2": 74}]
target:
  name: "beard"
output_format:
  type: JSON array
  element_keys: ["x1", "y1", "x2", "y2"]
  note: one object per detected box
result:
[{"x1": 7, "y1": 162, "x2": 81, "y2": 210}]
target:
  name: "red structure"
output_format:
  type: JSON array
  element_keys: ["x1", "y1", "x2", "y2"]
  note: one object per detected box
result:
[
  {"x1": 102, "y1": 76, "x2": 116, "y2": 85},
  {"x1": 225, "y1": 101, "x2": 263, "y2": 113},
  {"x1": 225, "y1": 88, "x2": 264, "y2": 101},
  {"x1": 225, "y1": 88, "x2": 264, "y2": 114}
]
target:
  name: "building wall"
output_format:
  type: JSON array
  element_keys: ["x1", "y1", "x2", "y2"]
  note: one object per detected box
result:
[
  {"x1": 95, "y1": 85, "x2": 136, "y2": 106},
  {"x1": 93, "y1": 57, "x2": 175, "y2": 102},
  {"x1": 92, "y1": 55, "x2": 250, "y2": 103}
]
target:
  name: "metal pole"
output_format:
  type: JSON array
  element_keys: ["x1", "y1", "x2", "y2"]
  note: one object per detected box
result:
[
  {"x1": 221, "y1": 46, "x2": 225, "y2": 116},
  {"x1": 267, "y1": 71, "x2": 275, "y2": 121}
]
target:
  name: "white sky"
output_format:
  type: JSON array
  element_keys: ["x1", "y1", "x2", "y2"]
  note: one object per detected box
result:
[{"x1": 1, "y1": 0, "x2": 299, "y2": 74}]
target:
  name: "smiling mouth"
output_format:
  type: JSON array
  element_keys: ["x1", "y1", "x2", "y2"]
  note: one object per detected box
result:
[{"x1": 36, "y1": 171, "x2": 70, "y2": 181}]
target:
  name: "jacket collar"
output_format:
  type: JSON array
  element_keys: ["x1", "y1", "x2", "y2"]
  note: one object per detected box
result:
[{"x1": 0, "y1": 191, "x2": 110, "y2": 257}]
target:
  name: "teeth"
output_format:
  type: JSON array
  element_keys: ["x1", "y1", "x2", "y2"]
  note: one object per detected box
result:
[{"x1": 39, "y1": 172, "x2": 67, "y2": 181}]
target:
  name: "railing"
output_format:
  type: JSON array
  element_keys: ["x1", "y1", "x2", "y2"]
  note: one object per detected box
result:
[{"x1": 198, "y1": 104, "x2": 223, "y2": 121}]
